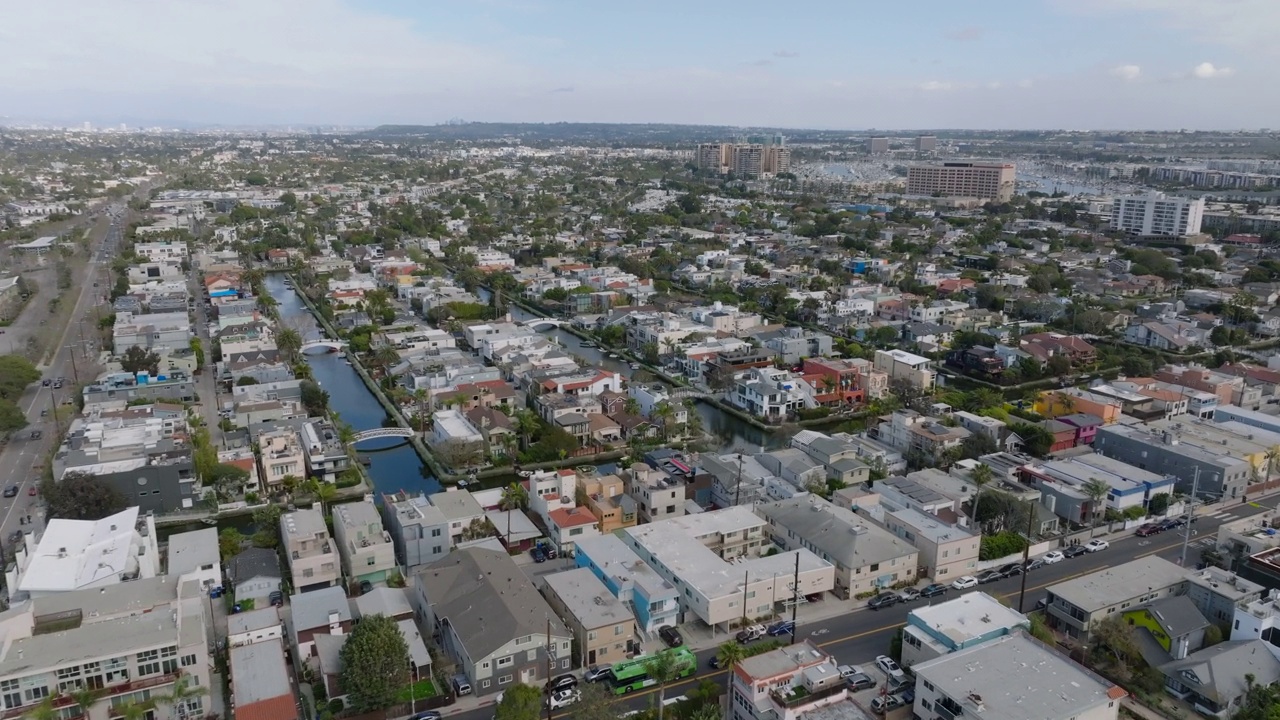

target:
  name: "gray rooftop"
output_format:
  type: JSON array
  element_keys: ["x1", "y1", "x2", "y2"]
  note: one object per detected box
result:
[
  {"x1": 756, "y1": 496, "x2": 918, "y2": 571},
  {"x1": 913, "y1": 633, "x2": 1124, "y2": 720},
  {"x1": 227, "y1": 547, "x2": 281, "y2": 584},
  {"x1": 228, "y1": 607, "x2": 282, "y2": 636},
  {"x1": 34, "y1": 575, "x2": 178, "y2": 620},
  {"x1": 737, "y1": 640, "x2": 833, "y2": 681},
  {"x1": 229, "y1": 637, "x2": 293, "y2": 705},
  {"x1": 414, "y1": 547, "x2": 567, "y2": 660},
  {"x1": 353, "y1": 586, "x2": 414, "y2": 620},
  {"x1": 542, "y1": 567, "x2": 634, "y2": 629},
  {"x1": 1159, "y1": 640, "x2": 1280, "y2": 705},
  {"x1": 428, "y1": 488, "x2": 484, "y2": 521},
  {"x1": 167, "y1": 527, "x2": 220, "y2": 578},
  {"x1": 571, "y1": 534, "x2": 678, "y2": 600},
  {"x1": 290, "y1": 585, "x2": 353, "y2": 632},
  {"x1": 884, "y1": 506, "x2": 975, "y2": 544},
  {"x1": 876, "y1": 476, "x2": 951, "y2": 506},
  {"x1": 0, "y1": 607, "x2": 181, "y2": 677},
  {"x1": 1048, "y1": 556, "x2": 1188, "y2": 613}
]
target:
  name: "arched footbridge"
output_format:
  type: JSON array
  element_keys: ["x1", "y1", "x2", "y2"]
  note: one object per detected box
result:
[
  {"x1": 301, "y1": 339, "x2": 348, "y2": 353},
  {"x1": 351, "y1": 427, "x2": 417, "y2": 444}
]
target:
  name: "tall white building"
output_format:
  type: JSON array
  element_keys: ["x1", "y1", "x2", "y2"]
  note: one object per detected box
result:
[{"x1": 1110, "y1": 192, "x2": 1205, "y2": 236}]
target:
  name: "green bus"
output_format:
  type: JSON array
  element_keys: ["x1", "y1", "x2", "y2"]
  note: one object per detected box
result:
[{"x1": 607, "y1": 646, "x2": 697, "y2": 695}]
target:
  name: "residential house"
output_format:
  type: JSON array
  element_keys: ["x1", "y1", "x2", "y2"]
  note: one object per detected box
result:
[
  {"x1": 428, "y1": 488, "x2": 485, "y2": 546},
  {"x1": 333, "y1": 500, "x2": 396, "y2": 585},
  {"x1": 281, "y1": 508, "x2": 341, "y2": 592},
  {"x1": 227, "y1": 547, "x2": 282, "y2": 606},
  {"x1": 1159, "y1": 641, "x2": 1280, "y2": 718},
  {"x1": 1044, "y1": 556, "x2": 1194, "y2": 640},
  {"x1": 291, "y1": 585, "x2": 353, "y2": 659},
  {"x1": 621, "y1": 463, "x2": 682, "y2": 525},
  {"x1": 228, "y1": 606, "x2": 284, "y2": 648},
  {"x1": 756, "y1": 495, "x2": 918, "y2": 600},
  {"x1": 572, "y1": 534, "x2": 680, "y2": 635},
  {"x1": 788, "y1": 430, "x2": 871, "y2": 485},
  {"x1": 166, "y1": 527, "x2": 221, "y2": 592},
  {"x1": 1094, "y1": 423, "x2": 1251, "y2": 501},
  {"x1": 258, "y1": 428, "x2": 304, "y2": 490},
  {"x1": 729, "y1": 641, "x2": 856, "y2": 720},
  {"x1": 873, "y1": 348, "x2": 936, "y2": 392},
  {"x1": 547, "y1": 506, "x2": 600, "y2": 556},
  {"x1": 542, "y1": 568, "x2": 636, "y2": 667},
  {"x1": 901, "y1": 591, "x2": 1030, "y2": 669},
  {"x1": 380, "y1": 491, "x2": 451, "y2": 569},
  {"x1": 882, "y1": 507, "x2": 979, "y2": 582},
  {"x1": 577, "y1": 470, "x2": 639, "y2": 532},
  {"x1": 409, "y1": 548, "x2": 573, "y2": 696}
]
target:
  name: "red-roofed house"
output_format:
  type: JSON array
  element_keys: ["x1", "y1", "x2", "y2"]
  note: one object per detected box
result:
[
  {"x1": 539, "y1": 370, "x2": 623, "y2": 397},
  {"x1": 547, "y1": 506, "x2": 600, "y2": 555},
  {"x1": 436, "y1": 380, "x2": 516, "y2": 410},
  {"x1": 936, "y1": 278, "x2": 976, "y2": 296}
]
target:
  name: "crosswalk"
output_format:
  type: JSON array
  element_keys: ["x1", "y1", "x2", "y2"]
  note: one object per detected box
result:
[{"x1": 1204, "y1": 509, "x2": 1241, "y2": 522}]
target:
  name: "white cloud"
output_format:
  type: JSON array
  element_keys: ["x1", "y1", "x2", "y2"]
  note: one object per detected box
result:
[
  {"x1": 1060, "y1": 0, "x2": 1279, "y2": 56},
  {"x1": 1192, "y1": 62, "x2": 1234, "y2": 78},
  {"x1": 1109, "y1": 64, "x2": 1142, "y2": 81},
  {"x1": 918, "y1": 80, "x2": 953, "y2": 92}
]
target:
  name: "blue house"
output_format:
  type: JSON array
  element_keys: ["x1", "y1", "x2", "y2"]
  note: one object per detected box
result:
[
  {"x1": 572, "y1": 534, "x2": 679, "y2": 636},
  {"x1": 901, "y1": 592, "x2": 1030, "y2": 670}
]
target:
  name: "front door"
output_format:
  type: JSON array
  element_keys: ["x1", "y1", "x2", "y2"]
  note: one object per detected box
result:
[
  {"x1": 588, "y1": 648, "x2": 596, "y2": 665},
  {"x1": 521, "y1": 667, "x2": 537, "y2": 684}
]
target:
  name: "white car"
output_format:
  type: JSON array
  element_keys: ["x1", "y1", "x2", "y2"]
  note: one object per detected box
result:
[
  {"x1": 875, "y1": 655, "x2": 906, "y2": 682},
  {"x1": 951, "y1": 575, "x2": 978, "y2": 590},
  {"x1": 546, "y1": 689, "x2": 580, "y2": 710},
  {"x1": 1042, "y1": 551, "x2": 1065, "y2": 564},
  {"x1": 838, "y1": 664, "x2": 865, "y2": 679},
  {"x1": 1084, "y1": 539, "x2": 1109, "y2": 553}
]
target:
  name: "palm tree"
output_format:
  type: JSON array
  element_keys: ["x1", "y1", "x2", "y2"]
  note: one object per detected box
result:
[
  {"x1": 310, "y1": 478, "x2": 338, "y2": 516},
  {"x1": 968, "y1": 464, "x2": 993, "y2": 532},
  {"x1": 155, "y1": 672, "x2": 207, "y2": 720},
  {"x1": 413, "y1": 388, "x2": 433, "y2": 431},
  {"x1": 623, "y1": 397, "x2": 641, "y2": 416},
  {"x1": 717, "y1": 641, "x2": 746, "y2": 712},
  {"x1": 654, "y1": 401, "x2": 677, "y2": 440},
  {"x1": 499, "y1": 482, "x2": 529, "y2": 546},
  {"x1": 1267, "y1": 445, "x2": 1280, "y2": 482},
  {"x1": 1081, "y1": 478, "x2": 1111, "y2": 536},
  {"x1": 113, "y1": 701, "x2": 151, "y2": 720},
  {"x1": 68, "y1": 686, "x2": 103, "y2": 719},
  {"x1": 23, "y1": 696, "x2": 60, "y2": 720},
  {"x1": 643, "y1": 650, "x2": 682, "y2": 720},
  {"x1": 276, "y1": 327, "x2": 303, "y2": 362},
  {"x1": 513, "y1": 409, "x2": 540, "y2": 451}
]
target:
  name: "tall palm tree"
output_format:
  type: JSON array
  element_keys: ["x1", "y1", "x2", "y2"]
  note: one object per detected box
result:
[
  {"x1": 68, "y1": 686, "x2": 103, "y2": 720},
  {"x1": 968, "y1": 464, "x2": 994, "y2": 532},
  {"x1": 499, "y1": 482, "x2": 529, "y2": 546},
  {"x1": 113, "y1": 701, "x2": 150, "y2": 720},
  {"x1": 310, "y1": 478, "x2": 338, "y2": 516},
  {"x1": 1267, "y1": 445, "x2": 1280, "y2": 482},
  {"x1": 654, "y1": 401, "x2": 677, "y2": 440},
  {"x1": 413, "y1": 388, "x2": 433, "y2": 431},
  {"x1": 716, "y1": 640, "x2": 746, "y2": 682},
  {"x1": 155, "y1": 673, "x2": 207, "y2": 720},
  {"x1": 513, "y1": 409, "x2": 540, "y2": 451},
  {"x1": 22, "y1": 696, "x2": 59, "y2": 720},
  {"x1": 643, "y1": 650, "x2": 682, "y2": 720},
  {"x1": 1081, "y1": 478, "x2": 1111, "y2": 536}
]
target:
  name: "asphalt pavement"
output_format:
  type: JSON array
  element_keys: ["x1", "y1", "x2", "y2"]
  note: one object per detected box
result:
[
  {"x1": 0, "y1": 208, "x2": 122, "y2": 563},
  {"x1": 442, "y1": 494, "x2": 1276, "y2": 720}
]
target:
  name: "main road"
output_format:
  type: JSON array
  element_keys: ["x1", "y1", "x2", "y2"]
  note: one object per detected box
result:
[
  {"x1": 446, "y1": 496, "x2": 1273, "y2": 720},
  {"x1": 0, "y1": 208, "x2": 123, "y2": 569}
]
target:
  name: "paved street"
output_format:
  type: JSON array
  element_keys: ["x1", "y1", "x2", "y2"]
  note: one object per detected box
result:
[
  {"x1": 0, "y1": 208, "x2": 122, "y2": 566},
  {"x1": 443, "y1": 494, "x2": 1276, "y2": 720}
]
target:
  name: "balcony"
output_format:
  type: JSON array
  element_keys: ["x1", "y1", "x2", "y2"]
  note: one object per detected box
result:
[
  {"x1": 1, "y1": 673, "x2": 179, "y2": 720},
  {"x1": 769, "y1": 682, "x2": 845, "y2": 709}
]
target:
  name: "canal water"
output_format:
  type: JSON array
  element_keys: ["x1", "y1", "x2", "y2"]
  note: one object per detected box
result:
[
  {"x1": 478, "y1": 289, "x2": 782, "y2": 451},
  {"x1": 268, "y1": 275, "x2": 441, "y2": 498}
]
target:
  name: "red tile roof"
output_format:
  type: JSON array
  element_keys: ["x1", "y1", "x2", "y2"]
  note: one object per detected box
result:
[
  {"x1": 236, "y1": 696, "x2": 297, "y2": 720},
  {"x1": 550, "y1": 506, "x2": 598, "y2": 529}
]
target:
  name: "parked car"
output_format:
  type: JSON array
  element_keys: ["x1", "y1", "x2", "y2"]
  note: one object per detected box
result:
[
  {"x1": 976, "y1": 570, "x2": 1004, "y2": 584},
  {"x1": 658, "y1": 626, "x2": 684, "y2": 648},
  {"x1": 736, "y1": 624, "x2": 766, "y2": 643},
  {"x1": 546, "y1": 688, "x2": 580, "y2": 710},
  {"x1": 898, "y1": 587, "x2": 920, "y2": 601},
  {"x1": 2, "y1": 486, "x2": 17, "y2": 498},
  {"x1": 545, "y1": 674, "x2": 578, "y2": 694},
  {"x1": 1041, "y1": 551, "x2": 1065, "y2": 564},
  {"x1": 531, "y1": 547, "x2": 547, "y2": 563},
  {"x1": 871, "y1": 694, "x2": 906, "y2": 714},
  {"x1": 838, "y1": 665, "x2": 865, "y2": 680},
  {"x1": 951, "y1": 576, "x2": 978, "y2": 590},
  {"x1": 767, "y1": 620, "x2": 796, "y2": 637},
  {"x1": 846, "y1": 673, "x2": 876, "y2": 692},
  {"x1": 269, "y1": 590, "x2": 284, "y2": 607},
  {"x1": 1024, "y1": 557, "x2": 1047, "y2": 571},
  {"x1": 868, "y1": 592, "x2": 900, "y2": 610},
  {"x1": 875, "y1": 655, "x2": 905, "y2": 682},
  {"x1": 708, "y1": 655, "x2": 722, "y2": 669},
  {"x1": 41, "y1": 379, "x2": 50, "y2": 387},
  {"x1": 29, "y1": 430, "x2": 41, "y2": 440},
  {"x1": 1084, "y1": 539, "x2": 1110, "y2": 553},
  {"x1": 1063, "y1": 544, "x2": 1088, "y2": 559},
  {"x1": 920, "y1": 583, "x2": 949, "y2": 598},
  {"x1": 408, "y1": 712, "x2": 442, "y2": 720},
  {"x1": 1157, "y1": 518, "x2": 1181, "y2": 532},
  {"x1": 583, "y1": 665, "x2": 612, "y2": 683},
  {"x1": 359, "y1": 580, "x2": 373, "y2": 594},
  {"x1": 1135, "y1": 524, "x2": 1162, "y2": 537},
  {"x1": 997, "y1": 562, "x2": 1024, "y2": 577}
]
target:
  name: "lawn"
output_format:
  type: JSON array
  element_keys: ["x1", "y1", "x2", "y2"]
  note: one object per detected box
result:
[{"x1": 395, "y1": 677, "x2": 439, "y2": 703}]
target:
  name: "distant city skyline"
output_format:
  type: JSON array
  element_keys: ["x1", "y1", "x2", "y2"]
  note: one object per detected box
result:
[{"x1": 0, "y1": 0, "x2": 1275, "y2": 130}]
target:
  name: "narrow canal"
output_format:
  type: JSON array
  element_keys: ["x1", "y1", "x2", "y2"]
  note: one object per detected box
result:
[{"x1": 268, "y1": 275, "x2": 441, "y2": 498}]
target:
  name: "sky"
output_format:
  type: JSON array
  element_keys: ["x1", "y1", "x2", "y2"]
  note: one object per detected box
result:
[{"x1": 0, "y1": 0, "x2": 1274, "y2": 130}]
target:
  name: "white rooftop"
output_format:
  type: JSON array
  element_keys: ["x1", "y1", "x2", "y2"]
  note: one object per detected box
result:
[
  {"x1": 19, "y1": 507, "x2": 141, "y2": 594},
  {"x1": 908, "y1": 591, "x2": 1028, "y2": 647}
]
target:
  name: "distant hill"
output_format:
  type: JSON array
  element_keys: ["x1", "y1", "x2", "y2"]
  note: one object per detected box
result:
[{"x1": 361, "y1": 122, "x2": 846, "y2": 144}]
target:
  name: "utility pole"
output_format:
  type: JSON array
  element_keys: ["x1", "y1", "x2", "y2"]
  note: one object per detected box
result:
[
  {"x1": 789, "y1": 551, "x2": 800, "y2": 644},
  {"x1": 740, "y1": 569, "x2": 749, "y2": 627},
  {"x1": 735, "y1": 451, "x2": 744, "y2": 507},
  {"x1": 1180, "y1": 467, "x2": 1200, "y2": 567},
  {"x1": 545, "y1": 615, "x2": 553, "y2": 720},
  {"x1": 66, "y1": 345, "x2": 80, "y2": 386},
  {"x1": 1017, "y1": 499, "x2": 1036, "y2": 613}
]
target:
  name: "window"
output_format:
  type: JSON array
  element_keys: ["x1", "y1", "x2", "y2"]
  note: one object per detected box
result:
[
  {"x1": 138, "y1": 649, "x2": 162, "y2": 677},
  {"x1": 2, "y1": 679, "x2": 20, "y2": 709},
  {"x1": 481, "y1": 662, "x2": 490, "y2": 670},
  {"x1": 496, "y1": 656, "x2": 513, "y2": 668},
  {"x1": 432, "y1": 528, "x2": 442, "y2": 537},
  {"x1": 588, "y1": 631, "x2": 597, "y2": 641},
  {"x1": 562, "y1": 659, "x2": 570, "y2": 669},
  {"x1": 181, "y1": 655, "x2": 197, "y2": 668},
  {"x1": 614, "y1": 626, "x2": 624, "y2": 636},
  {"x1": 482, "y1": 680, "x2": 491, "y2": 689},
  {"x1": 869, "y1": 563, "x2": 879, "y2": 572},
  {"x1": 367, "y1": 556, "x2": 376, "y2": 566},
  {"x1": 499, "y1": 675, "x2": 512, "y2": 685}
]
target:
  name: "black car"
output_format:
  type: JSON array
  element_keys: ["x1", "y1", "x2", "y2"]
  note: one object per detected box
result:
[
  {"x1": 408, "y1": 713, "x2": 442, "y2": 720},
  {"x1": 708, "y1": 656, "x2": 722, "y2": 669},
  {"x1": 919, "y1": 583, "x2": 949, "y2": 598},
  {"x1": 269, "y1": 590, "x2": 284, "y2": 607},
  {"x1": 659, "y1": 626, "x2": 684, "y2": 648},
  {"x1": 997, "y1": 562, "x2": 1024, "y2": 577},
  {"x1": 359, "y1": 580, "x2": 373, "y2": 594},
  {"x1": 1063, "y1": 544, "x2": 1088, "y2": 559},
  {"x1": 545, "y1": 674, "x2": 577, "y2": 694},
  {"x1": 1157, "y1": 518, "x2": 1181, "y2": 531},
  {"x1": 867, "y1": 592, "x2": 900, "y2": 610},
  {"x1": 976, "y1": 570, "x2": 1004, "y2": 584}
]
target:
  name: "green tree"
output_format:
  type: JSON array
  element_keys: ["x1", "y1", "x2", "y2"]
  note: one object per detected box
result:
[
  {"x1": 493, "y1": 683, "x2": 542, "y2": 720},
  {"x1": 39, "y1": 472, "x2": 126, "y2": 520},
  {"x1": 717, "y1": 641, "x2": 746, "y2": 676},
  {"x1": 339, "y1": 614, "x2": 410, "y2": 711},
  {"x1": 0, "y1": 354, "x2": 41, "y2": 400},
  {"x1": 219, "y1": 528, "x2": 247, "y2": 560},
  {"x1": 499, "y1": 482, "x2": 529, "y2": 545},
  {"x1": 155, "y1": 672, "x2": 207, "y2": 720},
  {"x1": 300, "y1": 380, "x2": 330, "y2": 416},
  {"x1": 0, "y1": 400, "x2": 28, "y2": 434},
  {"x1": 968, "y1": 464, "x2": 994, "y2": 531},
  {"x1": 1081, "y1": 478, "x2": 1111, "y2": 536},
  {"x1": 276, "y1": 327, "x2": 303, "y2": 361},
  {"x1": 22, "y1": 695, "x2": 59, "y2": 720},
  {"x1": 120, "y1": 345, "x2": 161, "y2": 375},
  {"x1": 643, "y1": 649, "x2": 682, "y2": 720}
]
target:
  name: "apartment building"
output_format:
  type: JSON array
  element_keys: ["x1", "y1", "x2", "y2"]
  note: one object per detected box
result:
[
  {"x1": 732, "y1": 144, "x2": 763, "y2": 178},
  {"x1": 730, "y1": 367, "x2": 816, "y2": 420},
  {"x1": 301, "y1": 419, "x2": 352, "y2": 482},
  {"x1": 875, "y1": 409, "x2": 971, "y2": 461},
  {"x1": 1110, "y1": 192, "x2": 1205, "y2": 236},
  {"x1": 112, "y1": 311, "x2": 191, "y2": 352},
  {"x1": 380, "y1": 492, "x2": 451, "y2": 569},
  {"x1": 867, "y1": 137, "x2": 889, "y2": 154},
  {"x1": 281, "y1": 508, "x2": 340, "y2": 592},
  {"x1": 257, "y1": 428, "x2": 304, "y2": 490},
  {"x1": 9, "y1": 508, "x2": 159, "y2": 600},
  {"x1": 621, "y1": 507, "x2": 835, "y2": 629},
  {"x1": 906, "y1": 162, "x2": 1017, "y2": 202},
  {"x1": 1094, "y1": 423, "x2": 1251, "y2": 502},
  {"x1": 624, "y1": 463, "x2": 683, "y2": 525},
  {"x1": 333, "y1": 500, "x2": 396, "y2": 585},
  {"x1": 1022, "y1": 453, "x2": 1177, "y2": 515},
  {"x1": 882, "y1": 507, "x2": 978, "y2": 582},
  {"x1": 1044, "y1": 556, "x2": 1191, "y2": 640},
  {"x1": 695, "y1": 143, "x2": 733, "y2": 171},
  {"x1": 542, "y1": 568, "x2": 635, "y2": 667},
  {"x1": 0, "y1": 576, "x2": 211, "y2": 720},
  {"x1": 874, "y1": 349, "x2": 936, "y2": 392},
  {"x1": 912, "y1": 633, "x2": 1125, "y2": 720},
  {"x1": 573, "y1": 534, "x2": 680, "y2": 635},
  {"x1": 901, "y1": 592, "x2": 1029, "y2": 669},
  {"x1": 757, "y1": 495, "x2": 918, "y2": 599},
  {"x1": 429, "y1": 488, "x2": 486, "y2": 545},
  {"x1": 729, "y1": 641, "x2": 854, "y2": 720}
]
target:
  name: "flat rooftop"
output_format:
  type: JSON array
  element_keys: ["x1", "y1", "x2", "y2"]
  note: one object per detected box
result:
[
  {"x1": 542, "y1": 567, "x2": 634, "y2": 629},
  {"x1": 1048, "y1": 555, "x2": 1187, "y2": 612},
  {"x1": 913, "y1": 633, "x2": 1125, "y2": 720},
  {"x1": 908, "y1": 591, "x2": 1027, "y2": 647}
]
